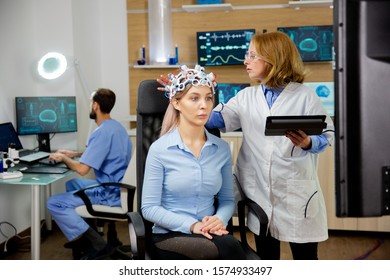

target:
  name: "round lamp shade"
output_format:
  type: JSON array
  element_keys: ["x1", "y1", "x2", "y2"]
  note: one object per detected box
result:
[{"x1": 37, "y1": 52, "x2": 68, "y2": 80}]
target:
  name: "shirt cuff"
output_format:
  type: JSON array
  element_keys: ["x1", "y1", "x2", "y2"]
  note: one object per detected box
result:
[
  {"x1": 182, "y1": 218, "x2": 199, "y2": 234},
  {"x1": 306, "y1": 136, "x2": 319, "y2": 153}
]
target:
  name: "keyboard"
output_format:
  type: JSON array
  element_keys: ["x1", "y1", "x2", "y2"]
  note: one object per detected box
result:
[
  {"x1": 39, "y1": 158, "x2": 59, "y2": 166},
  {"x1": 19, "y1": 150, "x2": 36, "y2": 157},
  {"x1": 19, "y1": 151, "x2": 50, "y2": 163},
  {"x1": 20, "y1": 166, "x2": 69, "y2": 174}
]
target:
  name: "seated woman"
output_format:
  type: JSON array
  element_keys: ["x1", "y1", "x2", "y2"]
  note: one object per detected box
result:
[{"x1": 141, "y1": 65, "x2": 254, "y2": 260}]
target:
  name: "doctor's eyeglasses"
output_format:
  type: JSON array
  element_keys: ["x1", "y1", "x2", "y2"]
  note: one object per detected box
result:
[{"x1": 244, "y1": 52, "x2": 260, "y2": 61}]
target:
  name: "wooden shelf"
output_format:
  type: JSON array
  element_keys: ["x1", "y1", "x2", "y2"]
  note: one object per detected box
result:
[
  {"x1": 288, "y1": 1, "x2": 333, "y2": 9},
  {"x1": 128, "y1": 2, "x2": 333, "y2": 14},
  {"x1": 132, "y1": 64, "x2": 180, "y2": 69},
  {"x1": 182, "y1": 3, "x2": 233, "y2": 13},
  {"x1": 132, "y1": 63, "x2": 198, "y2": 69}
]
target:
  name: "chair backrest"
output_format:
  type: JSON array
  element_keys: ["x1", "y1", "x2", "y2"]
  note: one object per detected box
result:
[
  {"x1": 136, "y1": 80, "x2": 169, "y2": 257},
  {"x1": 136, "y1": 80, "x2": 170, "y2": 212}
]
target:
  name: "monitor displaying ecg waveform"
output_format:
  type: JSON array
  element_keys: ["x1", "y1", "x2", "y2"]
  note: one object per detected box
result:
[{"x1": 197, "y1": 29, "x2": 255, "y2": 66}]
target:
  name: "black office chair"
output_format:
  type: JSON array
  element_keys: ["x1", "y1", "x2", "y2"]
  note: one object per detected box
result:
[
  {"x1": 134, "y1": 79, "x2": 168, "y2": 259},
  {"x1": 128, "y1": 79, "x2": 266, "y2": 259},
  {"x1": 72, "y1": 156, "x2": 143, "y2": 259},
  {"x1": 234, "y1": 174, "x2": 269, "y2": 255}
]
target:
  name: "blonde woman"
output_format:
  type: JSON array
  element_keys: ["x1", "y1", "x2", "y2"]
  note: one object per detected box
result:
[{"x1": 142, "y1": 65, "x2": 255, "y2": 260}]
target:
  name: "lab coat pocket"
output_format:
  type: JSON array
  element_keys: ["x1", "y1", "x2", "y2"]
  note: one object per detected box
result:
[{"x1": 286, "y1": 180, "x2": 319, "y2": 219}]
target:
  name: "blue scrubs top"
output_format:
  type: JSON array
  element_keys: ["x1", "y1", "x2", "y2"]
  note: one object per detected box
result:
[{"x1": 80, "y1": 119, "x2": 132, "y2": 205}]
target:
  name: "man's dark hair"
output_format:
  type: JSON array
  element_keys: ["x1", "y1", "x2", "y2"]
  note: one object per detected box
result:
[{"x1": 92, "y1": 88, "x2": 116, "y2": 113}]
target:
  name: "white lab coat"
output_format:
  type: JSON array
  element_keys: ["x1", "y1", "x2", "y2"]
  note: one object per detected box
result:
[{"x1": 218, "y1": 82, "x2": 334, "y2": 243}]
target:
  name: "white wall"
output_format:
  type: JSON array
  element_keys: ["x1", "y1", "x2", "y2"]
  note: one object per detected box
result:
[
  {"x1": 0, "y1": 0, "x2": 129, "y2": 243},
  {"x1": 71, "y1": 0, "x2": 131, "y2": 147}
]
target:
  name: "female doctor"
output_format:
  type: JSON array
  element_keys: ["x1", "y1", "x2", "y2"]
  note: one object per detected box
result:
[{"x1": 205, "y1": 31, "x2": 335, "y2": 260}]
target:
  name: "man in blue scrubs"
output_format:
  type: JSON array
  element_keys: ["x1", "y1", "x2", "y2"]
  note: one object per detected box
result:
[{"x1": 47, "y1": 88, "x2": 132, "y2": 259}]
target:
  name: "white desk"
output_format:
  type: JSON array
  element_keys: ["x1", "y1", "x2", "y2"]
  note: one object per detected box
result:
[{"x1": 0, "y1": 168, "x2": 73, "y2": 260}]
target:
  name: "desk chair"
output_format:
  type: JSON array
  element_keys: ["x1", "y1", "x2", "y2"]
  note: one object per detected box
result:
[
  {"x1": 234, "y1": 174, "x2": 269, "y2": 255},
  {"x1": 128, "y1": 79, "x2": 264, "y2": 259},
  {"x1": 134, "y1": 79, "x2": 168, "y2": 259},
  {"x1": 73, "y1": 153, "x2": 141, "y2": 259}
]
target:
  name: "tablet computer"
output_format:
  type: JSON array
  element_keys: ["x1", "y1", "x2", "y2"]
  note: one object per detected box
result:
[{"x1": 265, "y1": 115, "x2": 327, "y2": 136}]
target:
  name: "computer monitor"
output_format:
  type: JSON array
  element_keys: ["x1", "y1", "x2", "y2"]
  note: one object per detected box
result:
[
  {"x1": 334, "y1": 0, "x2": 390, "y2": 217},
  {"x1": 0, "y1": 122, "x2": 24, "y2": 152},
  {"x1": 217, "y1": 83, "x2": 250, "y2": 104},
  {"x1": 277, "y1": 25, "x2": 334, "y2": 62},
  {"x1": 15, "y1": 96, "x2": 77, "y2": 152},
  {"x1": 304, "y1": 82, "x2": 334, "y2": 117},
  {"x1": 197, "y1": 29, "x2": 255, "y2": 66}
]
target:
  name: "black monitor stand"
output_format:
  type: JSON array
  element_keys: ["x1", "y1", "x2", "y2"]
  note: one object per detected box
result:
[{"x1": 38, "y1": 133, "x2": 51, "y2": 152}]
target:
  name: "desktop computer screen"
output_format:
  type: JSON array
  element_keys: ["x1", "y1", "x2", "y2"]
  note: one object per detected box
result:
[
  {"x1": 15, "y1": 96, "x2": 77, "y2": 152},
  {"x1": 15, "y1": 96, "x2": 77, "y2": 135},
  {"x1": 304, "y1": 82, "x2": 334, "y2": 116},
  {"x1": 277, "y1": 25, "x2": 334, "y2": 62},
  {"x1": 217, "y1": 83, "x2": 250, "y2": 104}
]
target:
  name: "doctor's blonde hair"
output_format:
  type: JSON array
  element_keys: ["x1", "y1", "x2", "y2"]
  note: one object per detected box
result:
[{"x1": 251, "y1": 31, "x2": 306, "y2": 89}]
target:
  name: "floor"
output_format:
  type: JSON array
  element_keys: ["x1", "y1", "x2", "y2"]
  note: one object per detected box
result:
[{"x1": 2, "y1": 221, "x2": 390, "y2": 260}]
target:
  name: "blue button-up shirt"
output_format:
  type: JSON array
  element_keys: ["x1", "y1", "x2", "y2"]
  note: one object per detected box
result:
[{"x1": 141, "y1": 127, "x2": 235, "y2": 234}]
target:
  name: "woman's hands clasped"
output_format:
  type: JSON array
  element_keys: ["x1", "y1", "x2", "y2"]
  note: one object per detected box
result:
[{"x1": 191, "y1": 216, "x2": 229, "y2": 239}]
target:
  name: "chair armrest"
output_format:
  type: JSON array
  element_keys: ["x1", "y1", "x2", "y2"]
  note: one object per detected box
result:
[
  {"x1": 233, "y1": 173, "x2": 269, "y2": 245},
  {"x1": 127, "y1": 212, "x2": 146, "y2": 260},
  {"x1": 237, "y1": 198, "x2": 269, "y2": 246},
  {"x1": 74, "y1": 182, "x2": 136, "y2": 219}
]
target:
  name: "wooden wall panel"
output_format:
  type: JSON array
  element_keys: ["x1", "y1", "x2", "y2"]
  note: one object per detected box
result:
[{"x1": 127, "y1": 2, "x2": 334, "y2": 115}]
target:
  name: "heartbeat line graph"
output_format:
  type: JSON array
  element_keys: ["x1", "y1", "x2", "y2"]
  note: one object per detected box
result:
[
  {"x1": 210, "y1": 55, "x2": 244, "y2": 64},
  {"x1": 209, "y1": 32, "x2": 249, "y2": 42},
  {"x1": 197, "y1": 29, "x2": 255, "y2": 66}
]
